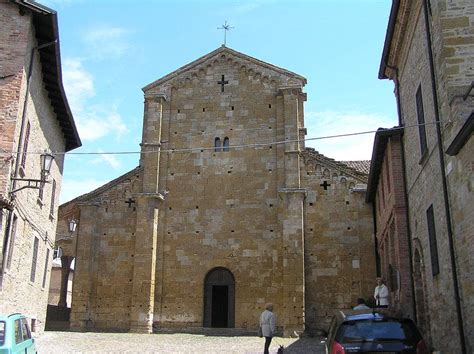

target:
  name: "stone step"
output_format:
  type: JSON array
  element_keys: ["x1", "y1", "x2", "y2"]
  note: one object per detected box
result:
[{"x1": 153, "y1": 327, "x2": 257, "y2": 336}]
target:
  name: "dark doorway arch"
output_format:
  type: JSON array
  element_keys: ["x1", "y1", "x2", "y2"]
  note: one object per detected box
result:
[{"x1": 203, "y1": 267, "x2": 235, "y2": 328}]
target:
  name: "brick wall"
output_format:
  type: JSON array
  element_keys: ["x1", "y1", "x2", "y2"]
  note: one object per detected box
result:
[{"x1": 373, "y1": 135, "x2": 414, "y2": 319}]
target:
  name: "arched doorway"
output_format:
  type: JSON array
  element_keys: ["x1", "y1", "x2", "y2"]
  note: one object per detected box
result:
[{"x1": 203, "y1": 267, "x2": 235, "y2": 328}]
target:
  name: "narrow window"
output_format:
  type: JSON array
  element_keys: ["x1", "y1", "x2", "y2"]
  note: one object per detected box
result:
[
  {"x1": 21, "y1": 122, "x2": 31, "y2": 169},
  {"x1": 223, "y1": 137, "x2": 229, "y2": 152},
  {"x1": 426, "y1": 204, "x2": 439, "y2": 276},
  {"x1": 42, "y1": 248, "x2": 50, "y2": 288},
  {"x1": 6, "y1": 215, "x2": 18, "y2": 269},
  {"x1": 20, "y1": 318, "x2": 31, "y2": 340},
  {"x1": 50, "y1": 179, "x2": 56, "y2": 216},
  {"x1": 30, "y1": 237, "x2": 39, "y2": 282},
  {"x1": 214, "y1": 137, "x2": 222, "y2": 152},
  {"x1": 416, "y1": 86, "x2": 428, "y2": 156},
  {"x1": 14, "y1": 319, "x2": 22, "y2": 344}
]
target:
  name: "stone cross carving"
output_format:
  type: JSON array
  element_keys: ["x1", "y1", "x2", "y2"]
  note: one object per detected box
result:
[
  {"x1": 217, "y1": 75, "x2": 229, "y2": 92},
  {"x1": 125, "y1": 198, "x2": 136, "y2": 208},
  {"x1": 320, "y1": 180, "x2": 331, "y2": 190}
]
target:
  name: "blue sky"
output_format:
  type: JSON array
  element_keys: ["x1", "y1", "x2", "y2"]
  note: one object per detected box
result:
[{"x1": 40, "y1": 0, "x2": 398, "y2": 203}]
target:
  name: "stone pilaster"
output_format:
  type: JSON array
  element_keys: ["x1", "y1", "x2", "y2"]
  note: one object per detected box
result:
[
  {"x1": 129, "y1": 194, "x2": 161, "y2": 333},
  {"x1": 58, "y1": 255, "x2": 73, "y2": 307},
  {"x1": 70, "y1": 204, "x2": 99, "y2": 331},
  {"x1": 129, "y1": 93, "x2": 166, "y2": 333},
  {"x1": 278, "y1": 87, "x2": 306, "y2": 336}
]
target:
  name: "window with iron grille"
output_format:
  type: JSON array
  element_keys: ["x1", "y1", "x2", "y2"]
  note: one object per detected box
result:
[
  {"x1": 416, "y1": 86, "x2": 428, "y2": 156},
  {"x1": 30, "y1": 237, "x2": 39, "y2": 282},
  {"x1": 426, "y1": 205, "x2": 439, "y2": 276}
]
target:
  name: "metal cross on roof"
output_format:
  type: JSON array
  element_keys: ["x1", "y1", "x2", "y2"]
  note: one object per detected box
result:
[{"x1": 217, "y1": 21, "x2": 234, "y2": 46}]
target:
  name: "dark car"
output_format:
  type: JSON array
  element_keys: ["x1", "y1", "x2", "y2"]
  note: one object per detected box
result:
[{"x1": 323, "y1": 310, "x2": 429, "y2": 353}]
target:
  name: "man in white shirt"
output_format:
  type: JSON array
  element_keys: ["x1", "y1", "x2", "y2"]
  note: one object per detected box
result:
[
  {"x1": 259, "y1": 303, "x2": 276, "y2": 354},
  {"x1": 353, "y1": 298, "x2": 371, "y2": 310},
  {"x1": 374, "y1": 277, "x2": 389, "y2": 308}
]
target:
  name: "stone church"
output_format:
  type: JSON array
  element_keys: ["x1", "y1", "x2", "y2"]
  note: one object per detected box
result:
[{"x1": 56, "y1": 46, "x2": 376, "y2": 335}]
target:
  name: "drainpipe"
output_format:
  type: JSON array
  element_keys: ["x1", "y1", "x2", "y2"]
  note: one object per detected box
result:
[
  {"x1": 422, "y1": 1, "x2": 466, "y2": 352},
  {"x1": 371, "y1": 202, "x2": 380, "y2": 277},
  {"x1": 385, "y1": 64, "x2": 417, "y2": 322},
  {"x1": 1, "y1": 38, "x2": 57, "y2": 279}
]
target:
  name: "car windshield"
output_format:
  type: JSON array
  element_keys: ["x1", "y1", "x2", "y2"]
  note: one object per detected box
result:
[
  {"x1": 0, "y1": 321, "x2": 5, "y2": 346},
  {"x1": 337, "y1": 319, "x2": 418, "y2": 343}
]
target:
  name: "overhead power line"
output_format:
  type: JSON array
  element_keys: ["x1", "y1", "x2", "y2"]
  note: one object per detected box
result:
[{"x1": 2, "y1": 121, "x2": 437, "y2": 157}]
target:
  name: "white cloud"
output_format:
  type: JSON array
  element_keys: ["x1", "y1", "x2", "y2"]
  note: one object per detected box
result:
[
  {"x1": 62, "y1": 57, "x2": 129, "y2": 141},
  {"x1": 305, "y1": 110, "x2": 397, "y2": 161},
  {"x1": 83, "y1": 25, "x2": 132, "y2": 59},
  {"x1": 78, "y1": 108, "x2": 128, "y2": 141},
  {"x1": 90, "y1": 150, "x2": 121, "y2": 170},
  {"x1": 59, "y1": 178, "x2": 107, "y2": 204},
  {"x1": 63, "y1": 58, "x2": 94, "y2": 113}
]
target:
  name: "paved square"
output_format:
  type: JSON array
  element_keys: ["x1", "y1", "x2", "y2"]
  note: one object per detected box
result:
[{"x1": 36, "y1": 332, "x2": 325, "y2": 353}]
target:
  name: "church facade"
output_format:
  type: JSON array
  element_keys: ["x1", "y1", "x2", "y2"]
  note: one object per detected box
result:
[{"x1": 58, "y1": 47, "x2": 375, "y2": 334}]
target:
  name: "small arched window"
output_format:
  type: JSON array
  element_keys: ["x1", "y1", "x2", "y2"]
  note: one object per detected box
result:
[
  {"x1": 214, "y1": 137, "x2": 222, "y2": 152},
  {"x1": 223, "y1": 137, "x2": 229, "y2": 152}
]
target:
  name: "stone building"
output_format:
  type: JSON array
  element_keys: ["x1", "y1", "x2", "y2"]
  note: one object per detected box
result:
[
  {"x1": 0, "y1": 0, "x2": 81, "y2": 333},
  {"x1": 57, "y1": 46, "x2": 376, "y2": 335},
  {"x1": 366, "y1": 128, "x2": 414, "y2": 318},
  {"x1": 379, "y1": 0, "x2": 473, "y2": 352}
]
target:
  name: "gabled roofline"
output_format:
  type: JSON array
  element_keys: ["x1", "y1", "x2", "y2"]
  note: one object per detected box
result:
[
  {"x1": 366, "y1": 127, "x2": 403, "y2": 202},
  {"x1": 142, "y1": 45, "x2": 307, "y2": 92},
  {"x1": 378, "y1": 0, "x2": 401, "y2": 80},
  {"x1": 13, "y1": 0, "x2": 82, "y2": 151},
  {"x1": 303, "y1": 148, "x2": 370, "y2": 183},
  {"x1": 59, "y1": 166, "x2": 143, "y2": 208}
]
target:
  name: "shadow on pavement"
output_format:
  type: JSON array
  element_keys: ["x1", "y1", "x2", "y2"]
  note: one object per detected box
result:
[{"x1": 278, "y1": 336, "x2": 325, "y2": 354}]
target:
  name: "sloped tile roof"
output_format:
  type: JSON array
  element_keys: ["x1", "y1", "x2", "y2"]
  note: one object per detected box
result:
[{"x1": 340, "y1": 160, "x2": 371, "y2": 175}]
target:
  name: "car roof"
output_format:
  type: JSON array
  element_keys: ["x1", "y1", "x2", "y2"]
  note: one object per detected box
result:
[
  {"x1": 335, "y1": 309, "x2": 406, "y2": 323},
  {"x1": 0, "y1": 313, "x2": 25, "y2": 321}
]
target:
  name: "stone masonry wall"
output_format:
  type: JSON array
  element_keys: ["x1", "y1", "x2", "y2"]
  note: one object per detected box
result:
[
  {"x1": 395, "y1": 2, "x2": 463, "y2": 351},
  {"x1": 429, "y1": 1, "x2": 474, "y2": 351},
  {"x1": 302, "y1": 153, "x2": 375, "y2": 333},
  {"x1": 148, "y1": 55, "x2": 297, "y2": 331},
  {"x1": 0, "y1": 1, "x2": 67, "y2": 334},
  {"x1": 70, "y1": 172, "x2": 141, "y2": 331}
]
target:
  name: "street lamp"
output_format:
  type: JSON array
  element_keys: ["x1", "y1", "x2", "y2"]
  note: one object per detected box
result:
[
  {"x1": 68, "y1": 219, "x2": 77, "y2": 233},
  {"x1": 40, "y1": 152, "x2": 54, "y2": 176},
  {"x1": 10, "y1": 151, "x2": 55, "y2": 195}
]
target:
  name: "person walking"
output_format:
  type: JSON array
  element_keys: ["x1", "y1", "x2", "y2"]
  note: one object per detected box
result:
[
  {"x1": 374, "y1": 277, "x2": 389, "y2": 308},
  {"x1": 259, "y1": 303, "x2": 276, "y2": 354}
]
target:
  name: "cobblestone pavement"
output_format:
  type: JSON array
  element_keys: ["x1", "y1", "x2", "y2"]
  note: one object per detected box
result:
[{"x1": 36, "y1": 332, "x2": 325, "y2": 354}]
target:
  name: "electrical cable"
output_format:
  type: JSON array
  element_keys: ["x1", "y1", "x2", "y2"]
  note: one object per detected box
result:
[{"x1": 1, "y1": 121, "x2": 437, "y2": 156}]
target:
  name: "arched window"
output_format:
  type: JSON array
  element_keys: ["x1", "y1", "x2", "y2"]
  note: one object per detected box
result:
[
  {"x1": 223, "y1": 137, "x2": 229, "y2": 152},
  {"x1": 214, "y1": 137, "x2": 221, "y2": 152}
]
